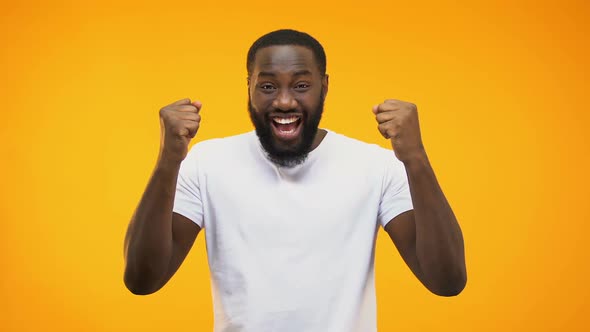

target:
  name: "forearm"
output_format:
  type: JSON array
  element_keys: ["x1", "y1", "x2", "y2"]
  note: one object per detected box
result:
[
  {"x1": 124, "y1": 158, "x2": 181, "y2": 294},
  {"x1": 404, "y1": 152, "x2": 466, "y2": 295}
]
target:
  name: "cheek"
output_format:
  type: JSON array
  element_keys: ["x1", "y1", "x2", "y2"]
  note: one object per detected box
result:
[
  {"x1": 251, "y1": 93, "x2": 274, "y2": 111},
  {"x1": 299, "y1": 93, "x2": 322, "y2": 109}
]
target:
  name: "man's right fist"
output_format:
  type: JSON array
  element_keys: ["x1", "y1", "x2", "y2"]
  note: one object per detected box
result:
[{"x1": 158, "y1": 98, "x2": 202, "y2": 163}]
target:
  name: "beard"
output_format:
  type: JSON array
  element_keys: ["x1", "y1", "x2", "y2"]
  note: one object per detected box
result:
[{"x1": 248, "y1": 92, "x2": 325, "y2": 168}]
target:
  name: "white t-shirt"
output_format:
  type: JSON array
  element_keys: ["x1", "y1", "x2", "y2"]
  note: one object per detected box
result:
[{"x1": 173, "y1": 129, "x2": 413, "y2": 332}]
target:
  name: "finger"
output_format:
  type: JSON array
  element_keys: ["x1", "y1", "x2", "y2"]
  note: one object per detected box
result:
[
  {"x1": 375, "y1": 111, "x2": 398, "y2": 124},
  {"x1": 169, "y1": 98, "x2": 192, "y2": 106},
  {"x1": 178, "y1": 112, "x2": 201, "y2": 122},
  {"x1": 374, "y1": 102, "x2": 401, "y2": 114},
  {"x1": 174, "y1": 121, "x2": 198, "y2": 137},
  {"x1": 174, "y1": 105, "x2": 199, "y2": 113},
  {"x1": 378, "y1": 121, "x2": 398, "y2": 139},
  {"x1": 185, "y1": 122, "x2": 199, "y2": 138},
  {"x1": 384, "y1": 99, "x2": 402, "y2": 104},
  {"x1": 191, "y1": 100, "x2": 203, "y2": 110},
  {"x1": 377, "y1": 123, "x2": 389, "y2": 139}
]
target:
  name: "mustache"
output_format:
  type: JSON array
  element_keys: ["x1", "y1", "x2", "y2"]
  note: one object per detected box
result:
[
  {"x1": 267, "y1": 111, "x2": 303, "y2": 119},
  {"x1": 269, "y1": 109, "x2": 298, "y2": 114}
]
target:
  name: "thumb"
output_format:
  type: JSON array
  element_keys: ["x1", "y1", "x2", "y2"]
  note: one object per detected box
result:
[
  {"x1": 191, "y1": 100, "x2": 203, "y2": 111},
  {"x1": 372, "y1": 105, "x2": 379, "y2": 114}
]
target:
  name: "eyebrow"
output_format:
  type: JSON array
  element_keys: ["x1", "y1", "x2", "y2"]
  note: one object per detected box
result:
[{"x1": 257, "y1": 69, "x2": 313, "y2": 77}]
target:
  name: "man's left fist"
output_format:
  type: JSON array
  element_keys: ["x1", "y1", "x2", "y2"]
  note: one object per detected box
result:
[{"x1": 373, "y1": 99, "x2": 425, "y2": 163}]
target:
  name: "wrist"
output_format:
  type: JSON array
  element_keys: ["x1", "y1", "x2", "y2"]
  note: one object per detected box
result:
[
  {"x1": 155, "y1": 153, "x2": 182, "y2": 173},
  {"x1": 400, "y1": 148, "x2": 429, "y2": 168}
]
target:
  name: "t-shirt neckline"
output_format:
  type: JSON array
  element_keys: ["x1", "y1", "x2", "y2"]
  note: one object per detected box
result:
[{"x1": 253, "y1": 128, "x2": 332, "y2": 169}]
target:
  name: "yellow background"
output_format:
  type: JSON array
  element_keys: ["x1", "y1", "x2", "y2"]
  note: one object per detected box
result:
[{"x1": 1, "y1": 0, "x2": 589, "y2": 330}]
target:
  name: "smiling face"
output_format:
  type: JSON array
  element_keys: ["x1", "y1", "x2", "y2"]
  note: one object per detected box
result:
[{"x1": 248, "y1": 45, "x2": 328, "y2": 167}]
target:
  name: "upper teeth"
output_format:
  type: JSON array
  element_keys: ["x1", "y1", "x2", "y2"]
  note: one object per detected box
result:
[{"x1": 273, "y1": 116, "x2": 299, "y2": 124}]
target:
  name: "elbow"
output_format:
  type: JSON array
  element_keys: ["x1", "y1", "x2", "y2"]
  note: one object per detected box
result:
[
  {"x1": 432, "y1": 279, "x2": 466, "y2": 297},
  {"x1": 124, "y1": 281, "x2": 157, "y2": 296},
  {"x1": 123, "y1": 266, "x2": 163, "y2": 296},
  {"x1": 428, "y1": 268, "x2": 467, "y2": 297}
]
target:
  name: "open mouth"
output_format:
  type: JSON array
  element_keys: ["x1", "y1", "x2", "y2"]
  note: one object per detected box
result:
[{"x1": 270, "y1": 115, "x2": 303, "y2": 141}]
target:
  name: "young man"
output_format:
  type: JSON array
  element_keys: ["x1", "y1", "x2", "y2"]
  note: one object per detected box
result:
[{"x1": 124, "y1": 29, "x2": 466, "y2": 332}]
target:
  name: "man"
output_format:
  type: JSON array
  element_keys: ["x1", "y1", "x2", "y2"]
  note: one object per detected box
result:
[{"x1": 124, "y1": 29, "x2": 466, "y2": 331}]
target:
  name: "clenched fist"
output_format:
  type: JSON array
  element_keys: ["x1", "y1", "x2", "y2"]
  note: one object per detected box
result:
[
  {"x1": 159, "y1": 98, "x2": 202, "y2": 163},
  {"x1": 373, "y1": 99, "x2": 425, "y2": 163}
]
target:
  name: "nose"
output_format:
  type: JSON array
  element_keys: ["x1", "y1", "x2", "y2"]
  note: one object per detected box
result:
[{"x1": 272, "y1": 89, "x2": 298, "y2": 111}]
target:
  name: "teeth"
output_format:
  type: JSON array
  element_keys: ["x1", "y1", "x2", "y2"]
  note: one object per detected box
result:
[
  {"x1": 273, "y1": 116, "x2": 299, "y2": 124},
  {"x1": 279, "y1": 128, "x2": 296, "y2": 133}
]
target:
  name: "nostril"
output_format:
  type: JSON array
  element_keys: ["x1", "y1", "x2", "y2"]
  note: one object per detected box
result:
[{"x1": 273, "y1": 98, "x2": 297, "y2": 111}]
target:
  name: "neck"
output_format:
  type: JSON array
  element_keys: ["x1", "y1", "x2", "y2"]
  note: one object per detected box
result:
[{"x1": 309, "y1": 128, "x2": 327, "y2": 152}]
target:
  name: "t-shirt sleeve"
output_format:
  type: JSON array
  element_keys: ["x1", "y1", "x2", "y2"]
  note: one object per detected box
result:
[
  {"x1": 173, "y1": 145, "x2": 205, "y2": 228},
  {"x1": 377, "y1": 150, "x2": 414, "y2": 228}
]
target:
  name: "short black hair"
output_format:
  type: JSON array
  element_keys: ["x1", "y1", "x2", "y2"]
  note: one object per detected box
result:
[{"x1": 246, "y1": 29, "x2": 327, "y2": 77}]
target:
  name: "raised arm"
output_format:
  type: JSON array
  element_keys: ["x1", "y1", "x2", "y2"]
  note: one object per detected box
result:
[
  {"x1": 374, "y1": 99, "x2": 467, "y2": 296},
  {"x1": 123, "y1": 98, "x2": 202, "y2": 295}
]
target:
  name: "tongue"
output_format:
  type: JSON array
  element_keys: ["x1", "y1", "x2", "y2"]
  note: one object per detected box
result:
[{"x1": 275, "y1": 121, "x2": 298, "y2": 132}]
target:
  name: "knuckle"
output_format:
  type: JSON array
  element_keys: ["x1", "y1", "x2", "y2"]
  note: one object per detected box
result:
[
  {"x1": 380, "y1": 104, "x2": 394, "y2": 112},
  {"x1": 171, "y1": 122, "x2": 182, "y2": 132},
  {"x1": 169, "y1": 118, "x2": 181, "y2": 129},
  {"x1": 160, "y1": 107, "x2": 177, "y2": 121}
]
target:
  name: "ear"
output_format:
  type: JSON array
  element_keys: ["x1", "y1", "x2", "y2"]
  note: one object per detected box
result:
[{"x1": 322, "y1": 74, "x2": 329, "y2": 97}]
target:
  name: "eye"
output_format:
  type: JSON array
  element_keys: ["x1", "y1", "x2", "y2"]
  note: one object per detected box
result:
[
  {"x1": 259, "y1": 83, "x2": 276, "y2": 92},
  {"x1": 294, "y1": 82, "x2": 310, "y2": 91}
]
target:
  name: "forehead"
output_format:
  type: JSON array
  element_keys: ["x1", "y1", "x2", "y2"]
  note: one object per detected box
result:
[{"x1": 252, "y1": 45, "x2": 319, "y2": 75}]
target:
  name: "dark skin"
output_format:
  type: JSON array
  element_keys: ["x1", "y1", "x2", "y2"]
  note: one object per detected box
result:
[
  {"x1": 248, "y1": 45, "x2": 329, "y2": 153},
  {"x1": 374, "y1": 99, "x2": 467, "y2": 296},
  {"x1": 123, "y1": 98, "x2": 202, "y2": 295},
  {"x1": 123, "y1": 45, "x2": 466, "y2": 297}
]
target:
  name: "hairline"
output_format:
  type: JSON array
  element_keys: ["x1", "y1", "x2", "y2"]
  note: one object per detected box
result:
[{"x1": 249, "y1": 45, "x2": 324, "y2": 78}]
